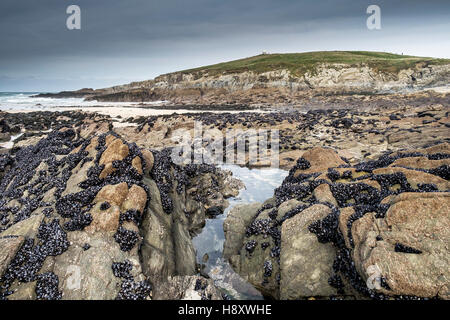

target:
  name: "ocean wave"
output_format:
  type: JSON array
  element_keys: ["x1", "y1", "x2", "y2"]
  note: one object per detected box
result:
[{"x1": 0, "y1": 92, "x2": 165, "y2": 110}]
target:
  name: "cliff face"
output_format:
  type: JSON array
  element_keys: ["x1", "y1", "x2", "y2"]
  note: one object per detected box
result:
[
  {"x1": 151, "y1": 63, "x2": 450, "y2": 92},
  {"x1": 38, "y1": 51, "x2": 450, "y2": 105},
  {"x1": 84, "y1": 62, "x2": 450, "y2": 104}
]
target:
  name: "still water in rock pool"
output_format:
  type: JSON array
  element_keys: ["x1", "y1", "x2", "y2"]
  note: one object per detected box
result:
[{"x1": 193, "y1": 164, "x2": 288, "y2": 299}]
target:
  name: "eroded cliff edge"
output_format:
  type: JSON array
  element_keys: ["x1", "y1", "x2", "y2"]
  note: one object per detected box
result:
[{"x1": 37, "y1": 51, "x2": 450, "y2": 106}]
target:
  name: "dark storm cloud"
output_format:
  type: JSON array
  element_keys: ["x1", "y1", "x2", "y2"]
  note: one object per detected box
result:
[
  {"x1": 0, "y1": 0, "x2": 352, "y2": 58},
  {"x1": 0, "y1": 0, "x2": 449, "y2": 91}
]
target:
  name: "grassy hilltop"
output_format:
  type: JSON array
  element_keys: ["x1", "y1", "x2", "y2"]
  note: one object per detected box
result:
[
  {"x1": 173, "y1": 51, "x2": 450, "y2": 77},
  {"x1": 40, "y1": 51, "x2": 450, "y2": 103}
]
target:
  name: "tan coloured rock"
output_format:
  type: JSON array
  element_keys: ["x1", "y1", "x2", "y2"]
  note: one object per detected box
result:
[
  {"x1": 99, "y1": 162, "x2": 116, "y2": 179},
  {"x1": 87, "y1": 183, "x2": 147, "y2": 233},
  {"x1": 422, "y1": 142, "x2": 450, "y2": 155},
  {"x1": 141, "y1": 149, "x2": 154, "y2": 175},
  {"x1": 86, "y1": 205, "x2": 121, "y2": 233},
  {"x1": 121, "y1": 185, "x2": 147, "y2": 214},
  {"x1": 389, "y1": 156, "x2": 450, "y2": 170},
  {"x1": 280, "y1": 204, "x2": 336, "y2": 299},
  {"x1": 85, "y1": 137, "x2": 99, "y2": 153},
  {"x1": 294, "y1": 147, "x2": 346, "y2": 177},
  {"x1": 79, "y1": 121, "x2": 110, "y2": 139},
  {"x1": 352, "y1": 192, "x2": 450, "y2": 299},
  {"x1": 313, "y1": 183, "x2": 338, "y2": 206},
  {"x1": 97, "y1": 137, "x2": 130, "y2": 179},
  {"x1": 338, "y1": 207, "x2": 355, "y2": 249},
  {"x1": 94, "y1": 182, "x2": 129, "y2": 206},
  {"x1": 99, "y1": 139, "x2": 129, "y2": 166},
  {"x1": 105, "y1": 134, "x2": 117, "y2": 146},
  {"x1": 132, "y1": 156, "x2": 143, "y2": 175}
]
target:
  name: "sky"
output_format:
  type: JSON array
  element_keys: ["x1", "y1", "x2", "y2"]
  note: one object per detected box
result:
[{"x1": 0, "y1": 0, "x2": 449, "y2": 92}]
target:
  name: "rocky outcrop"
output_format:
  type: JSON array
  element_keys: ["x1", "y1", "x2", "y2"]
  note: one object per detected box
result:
[
  {"x1": 2, "y1": 101, "x2": 449, "y2": 171},
  {"x1": 350, "y1": 192, "x2": 449, "y2": 299},
  {"x1": 112, "y1": 102, "x2": 449, "y2": 169},
  {"x1": 83, "y1": 63, "x2": 450, "y2": 104},
  {"x1": 141, "y1": 63, "x2": 450, "y2": 96},
  {"x1": 223, "y1": 203, "x2": 263, "y2": 260},
  {"x1": 34, "y1": 88, "x2": 100, "y2": 99},
  {"x1": 224, "y1": 144, "x2": 450, "y2": 300},
  {"x1": 0, "y1": 99, "x2": 448, "y2": 300},
  {"x1": 0, "y1": 128, "x2": 241, "y2": 300},
  {"x1": 0, "y1": 236, "x2": 24, "y2": 277}
]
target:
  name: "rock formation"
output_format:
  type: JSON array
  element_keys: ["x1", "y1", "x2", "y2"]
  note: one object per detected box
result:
[
  {"x1": 224, "y1": 144, "x2": 449, "y2": 300},
  {"x1": 0, "y1": 128, "x2": 241, "y2": 300}
]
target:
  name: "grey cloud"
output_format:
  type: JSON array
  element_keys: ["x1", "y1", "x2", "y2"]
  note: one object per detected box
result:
[{"x1": 0, "y1": 0, "x2": 449, "y2": 91}]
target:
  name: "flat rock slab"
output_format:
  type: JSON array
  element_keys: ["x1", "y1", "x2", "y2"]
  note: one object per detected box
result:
[
  {"x1": 353, "y1": 192, "x2": 450, "y2": 299},
  {"x1": 280, "y1": 204, "x2": 337, "y2": 299}
]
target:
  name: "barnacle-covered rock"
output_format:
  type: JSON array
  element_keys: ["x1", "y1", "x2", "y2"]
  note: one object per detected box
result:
[
  {"x1": 141, "y1": 149, "x2": 154, "y2": 174},
  {"x1": 293, "y1": 147, "x2": 346, "y2": 177},
  {"x1": 95, "y1": 182, "x2": 129, "y2": 207},
  {"x1": 99, "y1": 138, "x2": 129, "y2": 165},
  {"x1": 224, "y1": 143, "x2": 450, "y2": 300},
  {"x1": 352, "y1": 192, "x2": 450, "y2": 299},
  {"x1": 0, "y1": 127, "x2": 238, "y2": 300},
  {"x1": 0, "y1": 236, "x2": 25, "y2": 276}
]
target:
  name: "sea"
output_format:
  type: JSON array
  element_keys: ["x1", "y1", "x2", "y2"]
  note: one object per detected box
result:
[
  {"x1": 0, "y1": 92, "x2": 145, "y2": 111},
  {"x1": 0, "y1": 92, "x2": 258, "y2": 117}
]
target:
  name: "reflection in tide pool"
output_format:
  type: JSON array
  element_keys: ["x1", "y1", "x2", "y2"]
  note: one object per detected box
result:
[{"x1": 192, "y1": 164, "x2": 288, "y2": 300}]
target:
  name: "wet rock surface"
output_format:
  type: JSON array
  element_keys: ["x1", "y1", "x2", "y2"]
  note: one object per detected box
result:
[
  {"x1": 224, "y1": 143, "x2": 450, "y2": 300},
  {"x1": 0, "y1": 126, "x2": 240, "y2": 300}
]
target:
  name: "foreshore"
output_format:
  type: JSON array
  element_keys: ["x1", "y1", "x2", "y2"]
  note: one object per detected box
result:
[{"x1": 0, "y1": 91, "x2": 449, "y2": 300}]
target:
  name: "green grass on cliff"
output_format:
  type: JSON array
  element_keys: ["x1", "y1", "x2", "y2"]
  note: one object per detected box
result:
[{"x1": 175, "y1": 51, "x2": 450, "y2": 77}]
